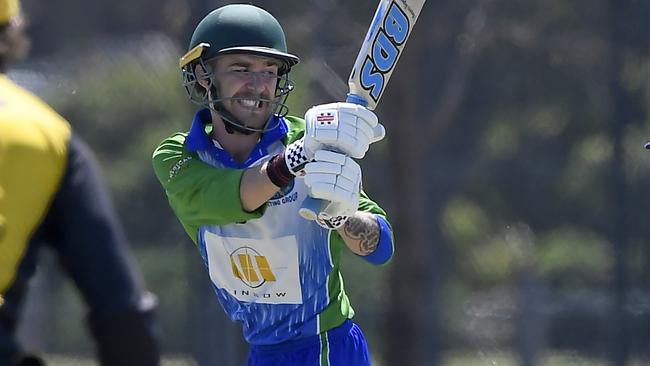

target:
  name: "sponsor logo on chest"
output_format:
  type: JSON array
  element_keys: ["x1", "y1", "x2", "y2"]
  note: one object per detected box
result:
[{"x1": 204, "y1": 232, "x2": 303, "y2": 304}]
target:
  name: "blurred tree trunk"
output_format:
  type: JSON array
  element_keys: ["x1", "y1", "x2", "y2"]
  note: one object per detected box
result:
[
  {"x1": 384, "y1": 1, "x2": 490, "y2": 363},
  {"x1": 384, "y1": 78, "x2": 433, "y2": 365},
  {"x1": 512, "y1": 224, "x2": 546, "y2": 366},
  {"x1": 382, "y1": 10, "x2": 443, "y2": 366},
  {"x1": 606, "y1": 0, "x2": 634, "y2": 364}
]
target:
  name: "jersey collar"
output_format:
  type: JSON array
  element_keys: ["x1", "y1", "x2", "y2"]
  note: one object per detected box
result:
[{"x1": 185, "y1": 108, "x2": 288, "y2": 168}]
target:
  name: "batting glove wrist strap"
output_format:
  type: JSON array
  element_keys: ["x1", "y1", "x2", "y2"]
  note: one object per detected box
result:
[
  {"x1": 317, "y1": 214, "x2": 349, "y2": 230},
  {"x1": 267, "y1": 139, "x2": 311, "y2": 188},
  {"x1": 284, "y1": 139, "x2": 311, "y2": 176},
  {"x1": 266, "y1": 154, "x2": 293, "y2": 188}
]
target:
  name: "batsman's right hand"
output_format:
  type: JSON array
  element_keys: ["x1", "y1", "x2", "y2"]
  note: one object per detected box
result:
[
  {"x1": 303, "y1": 150, "x2": 362, "y2": 229},
  {"x1": 304, "y1": 102, "x2": 385, "y2": 160}
]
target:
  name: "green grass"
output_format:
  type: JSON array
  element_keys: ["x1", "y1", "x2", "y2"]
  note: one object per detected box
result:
[
  {"x1": 442, "y1": 350, "x2": 649, "y2": 366},
  {"x1": 44, "y1": 351, "x2": 650, "y2": 366},
  {"x1": 44, "y1": 355, "x2": 197, "y2": 366}
]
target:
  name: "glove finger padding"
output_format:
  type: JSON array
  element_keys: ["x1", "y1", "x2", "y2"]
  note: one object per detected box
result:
[
  {"x1": 303, "y1": 150, "x2": 361, "y2": 229},
  {"x1": 371, "y1": 123, "x2": 386, "y2": 143},
  {"x1": 304, "y1": 102, "x2": 385, "y2": 159}
]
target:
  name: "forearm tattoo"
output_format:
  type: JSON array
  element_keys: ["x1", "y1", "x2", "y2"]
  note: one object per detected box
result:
[{"x1": 343, "y1": 215, "x2": 380, "y2": 255}]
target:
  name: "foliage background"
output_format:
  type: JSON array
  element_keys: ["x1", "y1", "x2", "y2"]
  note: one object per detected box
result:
[{"x1": 9, "y1": 0, "x2": 649, "y2": 365}]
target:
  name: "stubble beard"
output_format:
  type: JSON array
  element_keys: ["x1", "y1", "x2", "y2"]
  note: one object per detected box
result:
[{"x1": 212, "y1": 82, "x2": 274, "y2": 131}]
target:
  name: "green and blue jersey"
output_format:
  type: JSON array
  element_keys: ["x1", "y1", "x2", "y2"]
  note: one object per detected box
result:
[{"x1": 152, "y1": 109, "x2": 393, "y2": 346}]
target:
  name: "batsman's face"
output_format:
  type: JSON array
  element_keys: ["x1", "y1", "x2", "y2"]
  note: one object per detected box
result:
[{"x1": 211, "y1": 54, "x2": 280, "y2": 129}]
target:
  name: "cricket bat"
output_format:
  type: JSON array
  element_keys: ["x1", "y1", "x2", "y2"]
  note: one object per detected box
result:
[{"x1": 299, "y1": 0, "x2": 427, "y2": 221}]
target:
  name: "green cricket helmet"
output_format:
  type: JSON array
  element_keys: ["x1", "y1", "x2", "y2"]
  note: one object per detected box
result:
[
  {"x1": 180, "y1": 4, "x2": 299, "y2": 74},
  {"x1": 180, "y1": 4, "x2": 300, "y2": 134}
]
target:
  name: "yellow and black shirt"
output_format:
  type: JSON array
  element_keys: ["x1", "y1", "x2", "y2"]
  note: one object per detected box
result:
[
  {"x1": 0, "y1": 74, "x2": 161, "y2": 365},
  {"x1": 0, "y1": 74, "x2": 71, "y2": 297}
]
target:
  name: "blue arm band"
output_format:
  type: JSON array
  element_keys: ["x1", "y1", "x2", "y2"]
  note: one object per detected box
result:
[{"x1": 360, "y1": 215, "x2": 394, "y2": 265}]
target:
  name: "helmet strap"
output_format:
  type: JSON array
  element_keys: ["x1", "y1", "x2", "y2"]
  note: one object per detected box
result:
[{"x1": 215, "y1": 103, "x2": 255, "y2": 135}]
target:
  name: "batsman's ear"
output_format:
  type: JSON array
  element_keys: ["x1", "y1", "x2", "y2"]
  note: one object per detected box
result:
[{"x1": 194, "y1": 63, "x2": 211, "y2": 89}]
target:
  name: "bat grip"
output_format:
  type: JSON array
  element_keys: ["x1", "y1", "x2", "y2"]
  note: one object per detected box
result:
[
  {"x1": 346, "y1": 93, "x2": 369, "y2": 107},
  {"x1": 298, "y1": 197, "x2": 323, "y2": 221},
  {"x1": 298, "y1": 93, "x2": 368, "y2": 222}
]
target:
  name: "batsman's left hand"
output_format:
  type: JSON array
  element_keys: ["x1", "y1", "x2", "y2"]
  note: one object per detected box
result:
[{"x1": 304, "y1": 102, "x2": 385, "y2": 160}]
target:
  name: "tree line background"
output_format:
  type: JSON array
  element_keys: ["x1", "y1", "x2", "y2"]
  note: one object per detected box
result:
[{"x1": 10, "y1": 0, "x2": 649, "y2": 365}]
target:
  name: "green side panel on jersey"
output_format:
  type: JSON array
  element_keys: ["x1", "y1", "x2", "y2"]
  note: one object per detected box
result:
[
  {"x1": 152, "y1": 132, "x2": 265, "y2": 244},
  {"x1": 318, "y1": 231, "x2": 355, "y2": 334},
  {"x1": 283, "y1": 115, "x2": 306, "y2": 144},
  {"x1": 317, "y1": 188, "x2": 393, "y2": 334}
]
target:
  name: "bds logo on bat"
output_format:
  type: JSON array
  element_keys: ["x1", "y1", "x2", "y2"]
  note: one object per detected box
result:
[{"x1": 360, "y1": 2, "x2": 410, "y2": 102}]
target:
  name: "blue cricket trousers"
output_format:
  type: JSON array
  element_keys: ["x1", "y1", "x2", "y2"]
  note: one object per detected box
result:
[{"x1": 247, "y1": 320, "x2": 371, "y2": 366}]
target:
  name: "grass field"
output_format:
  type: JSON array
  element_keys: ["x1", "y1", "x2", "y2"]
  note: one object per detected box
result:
[
  {"x1": 442, "y1": 351, "x2": 649, "y2": 366},
  {"x1": 44, "y1": 356, "x2": 197, "y2": 366},
  {"x1": 44, "y1": 351, "x2": 649, "y2": 366}
]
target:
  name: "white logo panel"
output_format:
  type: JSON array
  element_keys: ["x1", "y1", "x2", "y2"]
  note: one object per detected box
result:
[{"x1": 204, "y1": 232, "x2": 303, "y2": 304}]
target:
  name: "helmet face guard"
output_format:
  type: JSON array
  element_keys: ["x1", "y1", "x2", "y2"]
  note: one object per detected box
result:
[
  {"x1": 180, "y1": 46, "x2": 295, "y2": 133},
  {"x1": 179, "y1": 4, "x2": 300, "y2": 134}
]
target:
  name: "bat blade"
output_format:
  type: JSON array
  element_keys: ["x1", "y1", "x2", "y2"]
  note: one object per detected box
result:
[
  {"x1": 347, "y1": 0, "x2": 427, "y2": 110},
  {"x1": 299, "y1": 0, "x2": 427, "y2": 221}
]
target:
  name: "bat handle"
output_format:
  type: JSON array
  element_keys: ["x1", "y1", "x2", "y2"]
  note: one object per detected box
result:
[
  {"x1": 345, "y1": 93, "x2": 369, "y2": 107},
  {"x1": 298, "y1": 93, "x2": 369, "y2": 222},
  {"x1": 298, "y1": 197, "x2": 323, "y2": 221}
]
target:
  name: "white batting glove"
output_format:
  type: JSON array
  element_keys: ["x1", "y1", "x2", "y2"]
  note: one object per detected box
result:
[
  {"x1": 304, "y1": 102, "x2": 386, "y2": 159},
  {"x1": 303, "y1": 150, "x2": 362, "y2": 229}
]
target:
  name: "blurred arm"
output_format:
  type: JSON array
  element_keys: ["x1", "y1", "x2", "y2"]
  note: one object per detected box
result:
[{"x1": 46, "y1": 135, "x2": 160, "y2": 366}]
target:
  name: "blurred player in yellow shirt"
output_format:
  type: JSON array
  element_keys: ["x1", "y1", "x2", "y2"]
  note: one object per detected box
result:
[{"x1": 0, "y1": 1, "x2": 161, "y2": 364}]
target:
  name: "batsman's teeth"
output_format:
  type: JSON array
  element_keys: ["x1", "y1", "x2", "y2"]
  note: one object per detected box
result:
[{"x1": 238, "y1": 99, "x2": 262, "y2": 108}]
